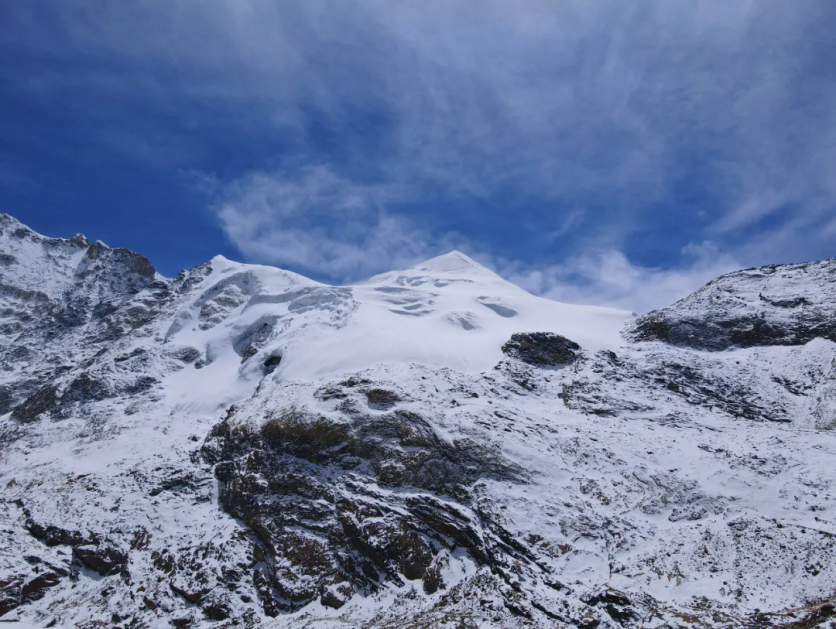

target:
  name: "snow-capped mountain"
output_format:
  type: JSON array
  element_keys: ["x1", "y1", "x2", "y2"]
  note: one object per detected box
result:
[{"x1": 1, "y1": 213, "x2": 835, "y2": 628}]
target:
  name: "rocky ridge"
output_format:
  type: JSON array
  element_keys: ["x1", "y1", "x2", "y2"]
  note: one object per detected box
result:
[
  {"x1": 626, "y1": 259, "x2": 836, "y2": 351},
  {"x1": 1, "y1": 214, "x2": 836, "y2": 628}
]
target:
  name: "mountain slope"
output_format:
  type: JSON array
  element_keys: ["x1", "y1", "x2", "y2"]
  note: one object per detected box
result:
[
  {"x1": 626, "y1": 258, "x2": 836, "y2": 350},
  {"x1": 1, "y1": 214, "x2": 835, "y2": 628}
]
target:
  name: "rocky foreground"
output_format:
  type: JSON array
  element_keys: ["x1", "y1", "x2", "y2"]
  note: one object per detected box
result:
[{"x1": 1, "y1": 213, "x2": 836, "y2": 628}]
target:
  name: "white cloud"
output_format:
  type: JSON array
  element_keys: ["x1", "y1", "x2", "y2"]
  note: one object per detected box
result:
[
  {"x1": 499, "y1": 243, "x2": 741, "y2": 313},
  {"x1": 215, "y1": 165, "x2": 466, "y2": 279}
]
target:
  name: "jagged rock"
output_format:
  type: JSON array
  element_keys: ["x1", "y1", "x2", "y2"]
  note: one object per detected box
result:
[
  {"x1": 204, "y1": 405, "x2": 522, "y2": 613},
  {"x1": 422, "y1": 556, "x2": 446, "y2": 594},
  {"x1": 800, "y1": 603, "x2": 836, "y2": 627},
  {"x1": 202, "y1": 597, "x2": 232, "y2": 621},
  {"x1": 171, "y1": 346, "x2": 201, "y2": 363},
  {"x1": 0, "y1": 386, "x2": 14, "y2": 415},
  {"x1": 320, "y1": 580, "x2": 355, "y2": 609},
  {"x1": 502, "y1": 332, "x2": 581, "y2": 366},
  {"x1": 406, "y1": 496, "x2": 489, "y2": 565},
  {"x1": 114, "y1": 347, "x2": 147, "y2": 363},
  {"x1": 21, "y1": 573, "x2": 61, "y2": 602},
  {"x1": 121, "y1": 375, "x2": 158, "y2": 395},
  {"x1": 235, "y1": 318, "x2": 278, "y2": 361},
  {"x1": 262, "y1": 353, "x2": 282, "y2": 373},
  {"x1": 62, "y1": 373, "x2": 112, "y2": 404},
  {"x1": 148, "y1": 474, "x2": 199, "y2": 497},
  {"x1": 340, "y1": 376, "x2": 371, "y2": 388},
  {"x1": 170, "y1": 581, "x2": 206, "y2": 604},
  {"x1": 259, "y1": 410, "x2": 350, "y2": 461},
  {"x1": 0, "y1": 577, "x2": 23, "y2": 616},
  {"x1": 72, "y1": 545, "x2": 128, "y2": 576},
  {"x1": 585, "y1": 591, "x2": 635, "y2": 625},
  {"x1": 315, "y1": 385, "x2": 347, "y2": 401},
  {"x1": 367, "y1": 388, "x2": 401, "y2": 406},
  {"x1": 627, "y1": 258, "x2": 836, "y2": 350},
  {"x1": 25, "y1": 518, "x2": 97, "y2": 548},
  {"x1": 11, "y1": 385, "x2": 60, "y2": 422}
]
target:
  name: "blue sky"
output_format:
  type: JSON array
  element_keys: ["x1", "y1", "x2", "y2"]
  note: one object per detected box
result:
[{"x1": 2, "y1": 1, "x2": 835, "y2": 312}]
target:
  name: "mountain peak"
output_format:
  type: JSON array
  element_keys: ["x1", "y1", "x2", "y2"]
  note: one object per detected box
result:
[
  {"x1": 0, "y1": 212, "x2": 30, "y2": 233},
  {"x1": 408, "y1": 250, "x2": 491, "y2": 274},
  {"x1": 363, "y1": 250, "x2": 508, "y2": 289}
]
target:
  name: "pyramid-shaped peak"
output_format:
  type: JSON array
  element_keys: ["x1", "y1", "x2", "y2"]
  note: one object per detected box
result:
[
  {"x1": 409, "y1": 251, "x2": 495, "y2": 275},
  {"x1": 364, "y1": 250, "x2": 507, "y2": 287}
]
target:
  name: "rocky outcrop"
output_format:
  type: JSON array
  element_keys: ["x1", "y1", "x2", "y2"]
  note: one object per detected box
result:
[
  {"x1": 202, "y1": 405, "x2": 522, "y2": 614},
  {"x1": 10, "y1": 385, "x2": 60, "y2": 422},
  {"x1": 25, "y1": 514, "x2": 99, "y2": 548},
  {"x1": 20, "y1": 573, "x2": 62, "y2": 602},
  {"x1": 0, "y1": 577, "x2": 22, "y2": 617},
  {"x1": 73, "y1": 545, "x2": 128, "y2": 576},
  {"x1": 502, "y1": 331, "x2": 581, "y2": 366},
  {"x1": 366, "y1": 388, "x2": 402, "y2": 407},
  {"x1": 627, "y1": 258, "x2": 836, "y2": 350}
]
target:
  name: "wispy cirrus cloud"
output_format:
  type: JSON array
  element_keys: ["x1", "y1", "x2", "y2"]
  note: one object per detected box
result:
[
  {"x1": 213, "y1": 165, "x2": 466, "y2": 280},
  {"x1": 2, "y1": 1, "x2": 835, "y2": 310},
  {"x1": 498, "y1": 242, "x2": 741, "y2": 313}
]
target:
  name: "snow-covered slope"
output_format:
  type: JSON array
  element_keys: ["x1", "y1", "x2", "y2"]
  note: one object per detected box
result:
[{"x1": 1, "y1": 214, "x2": 836, "y2": 628}]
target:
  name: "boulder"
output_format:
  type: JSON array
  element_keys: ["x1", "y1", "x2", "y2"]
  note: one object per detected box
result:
[
  {"x1": 366, "y1": 389, "x2": 401, "y2": 407},
  {"x1": 502, "y1": 332, "x2": 580, "y2": 366},
  {"x1": 73, "y1": 545, "x2": 128, "y2": 576},
  {"x1": 21, "y1": 573, "x2": 61, "y2": 602}
]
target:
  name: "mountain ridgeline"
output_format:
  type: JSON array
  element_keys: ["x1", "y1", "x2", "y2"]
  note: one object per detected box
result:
[{"x1": 1, "y1": 213, "x2": 836, "y2": 628}]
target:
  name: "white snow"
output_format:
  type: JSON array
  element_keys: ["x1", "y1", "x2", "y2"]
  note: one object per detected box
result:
[
  {"x1": 2, "y1": 216, "x2": 836, "y2": 628},
  {"x1": 162, "y1": 250, "x2": 631, "y2": 413}
]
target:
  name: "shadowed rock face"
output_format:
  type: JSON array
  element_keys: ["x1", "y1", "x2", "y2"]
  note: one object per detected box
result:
[
  {"x1": 502, "y1": 332, "x2": 581, "y2": 366},
  {"x1": 366, "y1": 388, "x2": 401, "y2": 407},
  {"x1": 0, "y1": 215, "x2": 167, "y2": 422},
  {"x1": 10, "y1": 386, "x2": 60, "y2": 422},
  {"x1": 201, "y1": 406, "x2": 523, "y2": 614},
  {"x1": 627, "y1": 258, "x2": 836, "y2": 351},
  {"x1": 73, "y1": 546, "x2": 128, "y2": 576},
  {"x1": 629, "y1": 313, "x2": 836, "y2": 351},
  {"x1": 0, "y1": 579, "x2": 22, "y2": 616}
]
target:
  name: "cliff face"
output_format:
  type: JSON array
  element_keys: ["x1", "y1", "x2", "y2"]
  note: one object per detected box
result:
[{"x1": 1, "y1": 214, "x2": 836, "y2": 628}]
